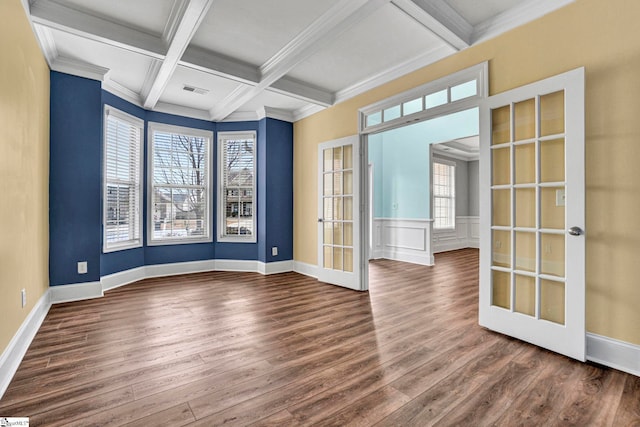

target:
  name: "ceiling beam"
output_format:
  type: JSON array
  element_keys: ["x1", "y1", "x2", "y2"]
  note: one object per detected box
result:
[
  {"x1": 29, "y1": 0, "x2": 333, "y2": 108},
  {"x1": 391, "y1": 0, "x2": 472, "y2": 50},
  {"x1": 210, "y1": 0, "x2": 391, "y2": 121},
  {"x1": 142, "y1": 0, "x2": 215, "y2": 109}
]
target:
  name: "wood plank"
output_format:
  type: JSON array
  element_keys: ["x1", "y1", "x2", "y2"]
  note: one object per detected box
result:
[{"x1": 0, "y1": 249, "x2": 637, "y2": 426}]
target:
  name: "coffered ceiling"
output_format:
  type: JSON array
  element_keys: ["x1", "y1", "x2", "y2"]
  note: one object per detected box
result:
[{"x1": 24, "y1": 0, "x2": 574, "y2": 122}]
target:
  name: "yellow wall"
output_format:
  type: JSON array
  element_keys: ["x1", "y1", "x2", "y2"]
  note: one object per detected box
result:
[
  {"x1": 294, "y1": 0, "x2": 640, "y2": 345},
  {"x1": 0, "y1": 0, "x2": 50, "y2": 354}
]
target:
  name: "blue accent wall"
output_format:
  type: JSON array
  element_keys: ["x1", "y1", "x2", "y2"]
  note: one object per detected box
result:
[
  {"x1": 49, "y1": 71, "x2": 294, "y2": 285},
  {"x1": 50, "y1": 72, "x2": 102, "y2": 286},
  {"x1": 261, "y1": 118, "x2": 294, "y2": 262}
]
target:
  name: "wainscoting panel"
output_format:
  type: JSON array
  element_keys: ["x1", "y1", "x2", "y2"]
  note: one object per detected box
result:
[
  {"x1": 433, "y1": 216, "x2": 479, "y2": 253},
  {"x1": 372, "y1": 218, "x2": 434, "y2": 265}
]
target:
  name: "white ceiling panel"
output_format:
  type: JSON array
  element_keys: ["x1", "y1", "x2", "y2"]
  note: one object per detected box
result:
[
  {"x1": 444, "y1": 0, "x2": 524, "y2": 26},
  {"x1": 286, "y1": 3, "x2": 444, "y2": 92},
  {"x1": 49, "y1": 0, "x2": 176, "y2": 36},
  {"x1": 191, "y1": 0, "x2": 341, "y2": 66},
  {"x1": 30, "y1": 0, "x2": 575, "y2": 121},
  {"x1": 52, "y1": 29, "x2": 152, "y2": 93},
  {"x1": 159, "y1": 65, "x2": 245, "y2": 111}
]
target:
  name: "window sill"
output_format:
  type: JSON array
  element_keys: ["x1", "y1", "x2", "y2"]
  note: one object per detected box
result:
[
  {"x1": 217, "y1": 236, "x2": 257, "y2": 244},
  {"x1": 147, "y1": 236, "x2": 213, "y2": 246},
  {"x1": 103, "y1": 241, "x2": 142, "y2": 253}
]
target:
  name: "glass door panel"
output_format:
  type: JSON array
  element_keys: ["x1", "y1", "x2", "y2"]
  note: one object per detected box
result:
[
  {"x1": 491, "y1": 105, "x2": 511, "y2": 145},
  {"x1": 492, "y1": 229, "x2": 511, "y2": 268},
  {"x1": 514, "y1": 99, "x2": 535, "y2": 141},
  {"x1": 490, "y1": 95, "x2": 569, "y2": 314},
  {"x1": 540, "y1": 138, "x2": 565, "y2": 182},
  {"x1": 515, "y1": 188, "x2": 536, "y2": 228},
  {"x1": 541, "y1": 233, "x2": 565, "y2": 277},
  {"x1": 541, "y1": 279, "x2": 565, "y2": 324},
  {"x1": 541, "y1": 187, "x2": 565, "y2": 229},
  {"x1": 540, "y1": 91, "x2": 565, "y2": 136},
  {"x1": 515, "y1": 275, "x2": 535, "y2": 316},
  {"x1": 514, "y1": 143, "x2": 535, "y2": 184},
  {"x1": 320, "y1": 142, "x2": 355, "y2": 276},
  {"x1": 492, "y1": 271, "x2": 511, "y2": 309}
]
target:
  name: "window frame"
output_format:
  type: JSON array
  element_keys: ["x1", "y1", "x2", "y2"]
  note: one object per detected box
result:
[
  {"x1": 217, "y1": 131, "x2": 257, "y2": 243},
  {"x1": 432, "y1": 158, "x2": 456, "y2": 231},
  {"x1": 147, "y1": 122, "x2": 213, "y2": 246},
  {"x1": 102, "y1": 105, "x2": 144, "y2": 253}
]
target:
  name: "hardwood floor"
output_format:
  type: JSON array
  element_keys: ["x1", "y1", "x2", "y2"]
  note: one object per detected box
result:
[{"x1": 1, "y1": 249, "x2": 638, "y2": 426}]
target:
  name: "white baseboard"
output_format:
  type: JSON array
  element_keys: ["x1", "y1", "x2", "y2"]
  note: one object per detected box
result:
[
  {"x1": 53, "y1": 259, "x2": 294, "y2": 304},
  {"x1": 0, "y1": 291, "x2": 51, "y2": 399},
  {"x1": 214, "y1": 259, "x2": 258, "y2": 273},
  {"x1": 259, "y1": 260, "x2": 295, "y2": 275},
  {"x1": 146, "y1": 260, "x2": 217, "y2": 279},
  {"x1": 382, "y1": 249, "x2": 434, "y2": 266},
  {"x1": 293, "y1": 261, "x2": 318, "y2": 279},
  {"x1": 50, "y1": 281, "x2": 103, "y2": 304},
  {"x1": 101, "y1": 266, "x2": 147, "y2": 292},
  {"x1": 587, "y1": 333, "x2": 640, "y2": 377}
]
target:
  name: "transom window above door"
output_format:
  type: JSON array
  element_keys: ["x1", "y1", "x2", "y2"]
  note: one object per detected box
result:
[{"x1": 360, "y1": 63, "x2": 487, "y2": 134}]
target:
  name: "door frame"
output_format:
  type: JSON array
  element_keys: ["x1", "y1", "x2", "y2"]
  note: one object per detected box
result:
[{"x1": 358, "y1": 62, "x2": 488, "y2": 290}]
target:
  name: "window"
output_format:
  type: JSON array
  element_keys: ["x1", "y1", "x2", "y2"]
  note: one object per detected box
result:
[
  {"x1": 103, "y1": 106, "x2": 143, "y2": 252},
  {"x1": 148, "y1": 123, "x2": 212, "y2": 245},
  {"x1": 360, "y1": 62, "x2": 487, "y2": 134},
  {"x1": 218, "y1": 131, "x2": 256, "y2": 242},
  {"x1": 433, "y1": 161, "x2": 456, "y2": 229}
]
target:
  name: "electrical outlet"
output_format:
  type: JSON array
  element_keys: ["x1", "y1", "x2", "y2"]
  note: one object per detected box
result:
[
  {"x1": 78, "y1": 261, "x2": 88, "y2": 274},
  {"x1": 556, "y1": 189, "x2": 566, "y2": 206},
  {"x1": 272, "y1": 247, "x2": 278, "y2": 256},
  {"x1": 21, "y1": 289, "x2": 26, "y2": 308}
]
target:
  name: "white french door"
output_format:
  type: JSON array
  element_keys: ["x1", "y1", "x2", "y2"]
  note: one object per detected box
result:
[
  {"x1": 317, "y1": 135, "x2": 363, "y2": 290},
  {"x1": 479, "y1": 68, "x2": 586, "y2": 361}
]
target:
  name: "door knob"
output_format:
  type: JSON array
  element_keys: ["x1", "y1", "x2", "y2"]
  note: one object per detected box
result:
[
  {"x1": 318, "y1": 218, "x2": 323, "y2": 223},
  {"x1": 568, "y1": 226, "x2": 583, "y2": 236}
]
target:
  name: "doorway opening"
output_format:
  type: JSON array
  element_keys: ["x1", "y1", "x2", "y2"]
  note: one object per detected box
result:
[{"x1": 365, "y1": 108, "x2": 479, "y2": 268}]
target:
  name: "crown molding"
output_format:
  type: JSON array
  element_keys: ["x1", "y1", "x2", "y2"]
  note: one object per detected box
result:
[
  {"x1": 472, "y1": 0, "x2": 576, "y2": 44},
  {"x1": 154, "y1": 102, "x2": 211, "y2": 121},
  {"x1": 292, "y1": 104, "x2": 326, "y2": 122},
  {"x1": 268, "y1": 78, "x2": 333, "y2": 107},
  {"x1": 221, "y1": 110, "x2": 260, "y2": 122},
  {"x1": 334, "y1": 44, "x2": 454, "y2": 105},
  {"x1": 32, "y1": 24, "x2": 57, "y2": 68},
  {"x1": 102, "y1": 79, "x2": 143, "y2": 107},
  {"x1": 51, "y1": 56, "x2": 110, "y2": 81},
  {"x1": 258, "y1": 107, "x2": 295, "y2": 123}
]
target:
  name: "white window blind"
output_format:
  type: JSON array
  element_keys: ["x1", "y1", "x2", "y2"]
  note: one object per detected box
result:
[
  {"x1": 218, "y1": 131, "x2": 256, "y2": 242},
  {"x1": 103, "y1": 106, "x2": 143, "y2": 252},
  {"x1": 148, "y1": 123, "x2": 212, "y2": 245},
  {"x1": 433, "y1": 161, "x2": 456, "y2": 229}
]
